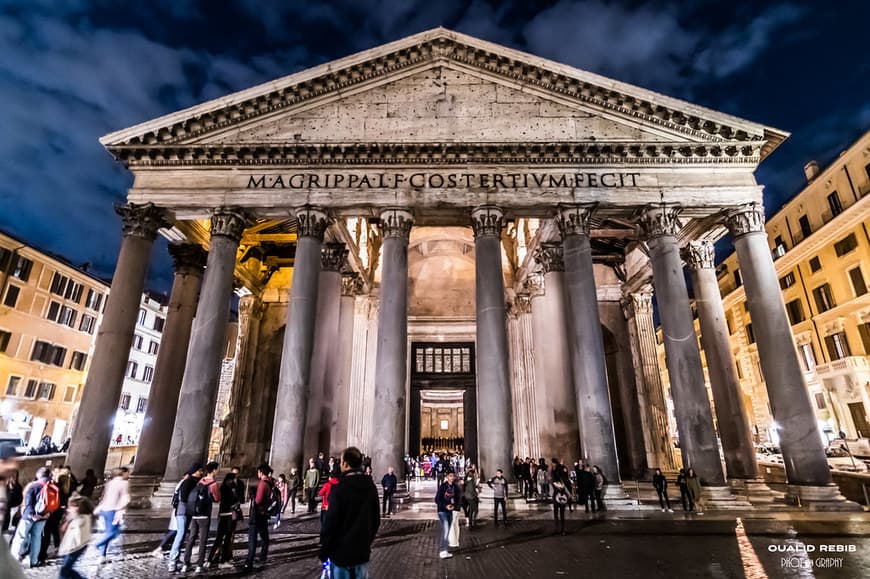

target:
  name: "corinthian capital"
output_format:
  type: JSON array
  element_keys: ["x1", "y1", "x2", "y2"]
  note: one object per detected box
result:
[
  {"x1": 681, "y1": 240, "x2": 715, "y2": 270},
  {"x1": 168, "y1": 243, "x2": 207, "y2": 276},
  {"x1": 470, "y1": 206, "x2": 504, "y2": 238},
  {"x1": 523, "y1": 272, "x2": 545, "y2": 298},
  {"x1": 210, "y1": 207, "x2": 248, "y2": 242},
  {"x1": 341, "y1": 271, "x2": 363, "y2": 296},
  {"x1": 295, "y1": 206, "x2": 329, "y2": 240},
  {"x1": 321, "y1": 242, "x2": 348, "y2": 272},
  {"x1": 556, "y1": 204, "x2": 595, "y2": 237},
  {"x1": 636, "y1": 204, "x2": 682, "y2": 239},
  {"x1": 511, "y1": 293, "x2": 533, "y2": 315},
  {"x1": 534, "y1": 243, "x2": 564, "y2": 273},
  {"x1": 116, "y1": 203, "x2": 169, "y2": 240},
  {"x1": 378, "y1": 208, "x2": 414, "y2": 240},
  {"x1": 621, "y1": 290, "x2": 654, "y2": 319},
  {"x1": 725, "y1": 203, "x2": 766, "y2": 238}
]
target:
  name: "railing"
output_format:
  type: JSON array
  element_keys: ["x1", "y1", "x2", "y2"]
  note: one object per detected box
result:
[{"x1": 816, "y1": 356, "x2": 870, "y2": 375}]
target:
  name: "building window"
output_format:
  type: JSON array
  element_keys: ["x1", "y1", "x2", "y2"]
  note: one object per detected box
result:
[
  {"x1": 126, "y1": 361, "x2": 138, "y2": 379},
  {"x1": 147, "y1": 340, "x2": 159, "y2": 355},
  {"x1": 85, "y1": 289, "x2": 103, "y2": 311},
  {"x1": 3, "y1": 285, "x2": 20, "y2": 308},
  {"x1": 69, "y1": 351, "x2": 87, "y2": 371},
  {"x1": 79, "y1": 314, "x2": 96, "y2": 334},
  {"x1": 799, "y1": 215, "x2": 812, "y2": 239},
  {"x1": 834, "y1": 233, "x2": 858, "y2": 257},
  {"x1": 413, "y1": 343, "x2": 474, "y2": 375},
  {"x1": 63, "y1": 385, "x2": 76, "y2": 403},
  {"x1": 49, "y1": 273, "x2": 83, "y2": 301},
  {"x1": 9, "y1": 256, "x2": 33, "y2": 282},
  {"x1": 848, "y1": 267, "x2": 868, "y2": 297},
  {"x1": 812, "y1": 284, "x2": 836, "y2": 313},
  {"x1": 0, "y1": 330, "x2": 10, "y2": 353},
  {"x1": 132, "y1": 334, "x2": 143, "y2": 351},
  {"x1": 809, "y1": 256, "x2": 822, "y2": 273},
  {"x1": 137, "y1": 309, "x2": 147, "y2": 325},
  {"x1": 745, "y1": 323, "x2": 755, "y2": 344},
  {"x1": 51, "y1": 346, "x2": 66, "y2": 367},
  {"x1": 785, "y1": 299, "x2": 805, "y2": 325},
  {"x1": 733, "y1": 269, "x2": 743, "y2": 288},
  {"x1": 119, "y1": 393, "x2": 131, "y2": 411},
  {"x1": 38, "y1": 382, "x2": 56, "y2": 401},
  {"x1": 136, "y1": 397, "x2": 147, "y2": 413},
  {"x1": 735, "y1": 357, "x2": 744, "y2": 379},
  {"x1": 772, "y1": 235, "x2": 787, "y2": 259},
  {"x1": 5, "y1": 376, "x2": 21, "y2": 396},
  {"x1": 824, "y1": 332, "x2": 851, "y2": 361},
  {"x1": 31, "y1": 341, "x2": 65, "y2": 365},
  {"x1": 153, "y1": 316, "x2": 165, "y2": 332},
  {"x1": 779, "y1": 272, "x2": 796, "y2": 290},
  {"x1": 46, "y1": 301, "x2": 60, "y2": 322},
  {"x1": 23, "y1": 379, "x2": 38, "y2": 398},
  {"x1": 799, "y1": 343, "x2": 816, "y2": 372},
  {"x1": 725, "y1": 311, "x2": 734, "y2": 335},
  {"x1": 827, "y1": 191, "x2": 843, "y2": 217},
  {"x1": 58, "y1": 305, "x2": 77, "y2": 328},
  {"x1": 143, "y1": 365, "x2": 154, "y2": 383},
  {"x1": 859, "y1": 323, "x2": 870, "y2": 355},
  {"x1": 814, "y1": 392, "x2": 827, "y2": 410}
]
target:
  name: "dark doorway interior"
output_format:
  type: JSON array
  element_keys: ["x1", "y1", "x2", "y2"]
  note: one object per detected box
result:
[
  {"x1": 409, "y1": 342, "x2": 477, "y2": 466},
  {"x1": 848, "y1": 402, "x2": 870, "y2": 438}
]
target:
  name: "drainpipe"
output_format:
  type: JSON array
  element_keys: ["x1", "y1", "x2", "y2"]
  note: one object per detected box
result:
[{"x1": 843, "y1": 165, "x2": 859, "y2": 204}]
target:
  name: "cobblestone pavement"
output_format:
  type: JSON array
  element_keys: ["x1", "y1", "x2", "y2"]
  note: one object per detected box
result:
[{"x1": 15, "y1": 507, "x2": 870, "y2": 579}]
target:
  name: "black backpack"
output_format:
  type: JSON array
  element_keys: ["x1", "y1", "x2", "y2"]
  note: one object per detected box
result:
[
  {"x1": 188, "y1": 481, "x2": 214, "y2": 517},
  {"x1": 266, "y1": 481, "x2": 282, "y2": 517}
]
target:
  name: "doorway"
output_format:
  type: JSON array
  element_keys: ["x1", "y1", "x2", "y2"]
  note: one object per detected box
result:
[
  {"x1": 848, "y1": 402, "x2": 870, "y2": 438},
  {"x1": 408, "y1": 342, "x2": 477, "y2": 465}
]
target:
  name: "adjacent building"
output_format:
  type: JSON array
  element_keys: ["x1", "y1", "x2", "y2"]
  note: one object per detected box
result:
[{"x1": 0, "y1": 230, "x2": 167, "y2": 449}]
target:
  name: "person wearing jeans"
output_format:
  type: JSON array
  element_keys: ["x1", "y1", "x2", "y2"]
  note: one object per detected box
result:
[
  {"x1": 168, "y1": 464, "x2": 203, "y2": 573},
  {"x1": 244, "y1": 464, "x2": 274, "y2": 572},
  {"x1": 487, "y1": 469, "x2": 509, "y2": 526},
  {"x1": 435, "y1": 471, "x2": 459, "y2": 559},
  {"x1": 93, "y1": 468, "x2": 130, "y2": 561}
]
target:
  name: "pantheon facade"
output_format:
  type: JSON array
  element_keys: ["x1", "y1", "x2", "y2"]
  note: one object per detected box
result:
[{"x1": 66, "y1": 28, "x2": 854, "y2": 509}]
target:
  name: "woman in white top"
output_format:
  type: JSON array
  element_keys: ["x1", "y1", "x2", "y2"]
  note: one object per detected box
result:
[{"x1": 93, "y1": 467, "x2": 130, "y2": 562}]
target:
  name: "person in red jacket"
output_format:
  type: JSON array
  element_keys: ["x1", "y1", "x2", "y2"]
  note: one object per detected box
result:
[
  {"x1": 243, "y1": 464, "x2": 274, "y2": 572},
  {"x1": 318, "y1": 467, "x2": 340, "y2": 526}
]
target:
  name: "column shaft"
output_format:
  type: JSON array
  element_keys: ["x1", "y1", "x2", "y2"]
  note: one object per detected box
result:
[
  {"x1": 67, "y1": 203, "x2": 165, "y2": 476},
  {"x1": 472, "y1": 207, "x2": 514, "y2": 479},
  {"x1": 726, "y1": 205, "x2": 831, "y2": 486},
  {"x1": 164, "y1": 209, "x2": 246, "y2": 480},
  {"x1": 557, "y1": 207, "x2": 621, "y2": 482},
  {"x1": 270, "y1": 208, "x2": 328, "y2": 476},
  {"x1": 639, "y1": 206, "x2": 725, "y2": 485},
  {"x1": 332, "y1": 274, "x2": 361, "y2": 451},
  {"x1": 370, "y1": 209, "x2": 413, "y2": 478},
  {"x1": 134, "y1": 244, "x2": 205, "y2": 477},
  {"x1": 685, "y1": 241, "x2": 758, "y2": 480}
]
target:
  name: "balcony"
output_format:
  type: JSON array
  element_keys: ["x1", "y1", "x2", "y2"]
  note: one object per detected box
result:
[{"x1": 816, "y1": 356, "x2": 870, "y2": 376}]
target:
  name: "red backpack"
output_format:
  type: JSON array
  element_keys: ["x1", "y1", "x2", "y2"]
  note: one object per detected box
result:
[{"x1": 35, "y1": 480, "x2": 60, "y2": 517}]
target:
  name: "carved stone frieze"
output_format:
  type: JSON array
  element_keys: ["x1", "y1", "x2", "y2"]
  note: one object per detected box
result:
[
  {"x1": 534, "y1": 242, "x2": 564, "y2": 273},
  {"x1": 116, "y1": 202, "x2": 169, "y2": 240},
  {"x1": 378, "y1": 208, "x2": 414, "y2": 240},
  {"x1": 556, "y1": 204, "x2": 595, "y2": 237},
  {"x1": 168, "y1": 243, "x2": 207, "y2": 276},
  {"x1": 621, "y1": 290, "x2": 654, "y2": 319},
  {"x1": 341, "y1": 271, "x2": 364, "y2": 296},
  {"x1": 321, "y1": 242, "x2": 349, "y2": 272},
  {"x1": 512, "y1": 293, "x2": 533, "y2": 315},
  {"x1": 523, "y1": 272, "x2": 545, "y2": 298},
  {"x1": 681, "y1": 240, "x2": 715, "y2": 270},
  {"x1": 636, "y1": 204, "x2": 682, "y2": 239},
  {"x1": 471, "y1": 206, "x2": 504, "y2": 238},
  {"x1": 295, "y1": 206, "x2": 329, "y2": 240},
  {"x1": 725, "y1": 203, "x2": 766, "y2": 238},
  {"x1": 210, "y1": 207, "x2": 248, "y2": 242}
]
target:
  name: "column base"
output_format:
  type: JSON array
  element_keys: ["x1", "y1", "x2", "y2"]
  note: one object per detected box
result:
[
  {"x1": 127, "y1": 475, "x2": 161, "y2": 509},
  {"x1": 728, "y1": 478, "x2": 787, "y2": 507},
  {"x1": 700, "y1": 485, "x2": 754, "y2": 510},
  {"x1": 602, "y1": 483, "x2": 638, "y2": 507},
  {"x1": 147, "y1": 480, "x2": 180, "y2": 510},
  {"x1": 785, "y1": 484, "x2": 863, "y2": 511}
]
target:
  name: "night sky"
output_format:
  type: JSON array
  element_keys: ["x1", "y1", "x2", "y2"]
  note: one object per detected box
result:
[{"x1": 1, "y1": 0, "x2": 868, "y2": 293}]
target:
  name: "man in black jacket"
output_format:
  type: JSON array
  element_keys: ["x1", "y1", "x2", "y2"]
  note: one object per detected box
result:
[
  {"x1": 320, "y1": 447, "x2": 380, "y2": 577},
  {"x1": 380, "y1": 467, "x2": 397, "y2": 517}
]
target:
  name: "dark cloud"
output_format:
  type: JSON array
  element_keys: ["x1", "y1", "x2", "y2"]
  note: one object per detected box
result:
[{"x1": 0, "y1": 0, "x2": 867, "y2": 292}]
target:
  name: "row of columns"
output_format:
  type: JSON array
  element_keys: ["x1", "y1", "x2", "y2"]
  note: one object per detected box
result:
[{"x1": 67, "y1": 200, "x2": 848, "y2": 507}]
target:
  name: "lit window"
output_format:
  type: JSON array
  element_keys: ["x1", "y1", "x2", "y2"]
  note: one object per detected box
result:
[{"x1": 5, "y1": 376, "x2": 21, "y2": 396}]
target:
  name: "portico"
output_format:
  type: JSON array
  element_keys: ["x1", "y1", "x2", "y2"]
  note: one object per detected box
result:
[{"x1": 73, "y1": 28, "x2": 855, "y2": 509}]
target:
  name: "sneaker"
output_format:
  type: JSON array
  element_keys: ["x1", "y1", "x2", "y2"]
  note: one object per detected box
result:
[
  {"x1": 168, "y1": 563, "x2": 179, "y2": 574},
  {"x1": 439, "y1": 551, "x2": 453, "y2": 559},
  {"x1": 661, "y1": 508, "x2": 666, "y2": 512},
  {"x1": 151, "y1": 547, "x2": 164, "y2": 559},
  {"x1": 180, "y1": 564, "x2": 189, "y2": 573},
  {"x1": 219, "y1": 562, "x2": 234, "y2": 570},
  {"x1": 667, "y1": 509, "x2": 674, "y2": 513},
  {"x1": 195, "y1": 566, "x2": 204, "y2": 573}
]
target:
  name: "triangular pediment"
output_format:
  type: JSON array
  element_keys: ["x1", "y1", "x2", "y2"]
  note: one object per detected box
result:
[{"x1": 101, "y1": 27, "x2": 787, "y2": 163}]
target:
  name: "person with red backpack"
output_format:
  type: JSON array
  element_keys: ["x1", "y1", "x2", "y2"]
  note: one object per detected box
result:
[
  {"x1": 93, "y1": 467, "x2": 130, "y2": 563},
  {"x1": 182, "y1": 461, "x2": 221, "y2": 573},
  {"x1": 11, "y1": 467, "x2": 58, "y2": 568},
  {"x1": 243, "y1": 463, "x2": 275, "y2": 572}
]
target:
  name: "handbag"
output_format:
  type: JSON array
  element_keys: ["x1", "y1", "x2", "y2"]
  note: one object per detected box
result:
[{"x1": 448, "y1": 511, "x2": 460, "y2": 547}]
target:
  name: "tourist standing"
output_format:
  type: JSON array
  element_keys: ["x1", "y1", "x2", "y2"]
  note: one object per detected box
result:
[
  {"x1": 487, "y1": 469, "x2": 509, "y2": 527},
  {"x1": 12, "y1": 467, "x2": 56, "y2": 568},
  {"x1": 578, "y1": 464, "x2": 595, "y2": 512},
  {"x1": 462, "y1": 466, "x2": 480, "y2": 528},
  {"x1": 380, "y1": 466, "x2": 397, "y2": 517},
  {"x1": 551, "y1": 467, "x2": 569, "y2": 535},
  {"x1": 318, "y1": 467, "x2": 340, "y2": 526},
  {"x1": 652, "y1": 468, "x2": 673, "y2": 512},
  {"x1": 0, "y1": 442, "x2": 24, "y2": 579},
  {"x1": 676, "y1": 468, "x2": 692, "y2": 511},
  {"x1": 286, "y1": 467, "x2": 300, "y2": 515},
  {"x1": 243, "y1": 463, "x2": 274, "y2": 572},
  {"x1": 3, "y1": 469, "x2": 22, "y2": 535},
  {"x1": 57, "y1": 495, "x2": 93, "y2": 579},
  {"x1": 512, "y1": 457, "x2": 523, "y2": 495},
  {"x1": 38, "y1": 465, "x2": 71, "y2": 564},
  {"x1": 182, "y1": 461, "x2": 220, "y2": 572},
  {"x1": 592, "y1": 465, "x2": 606, "y2": 511},
  {"x1": 77, "y1": 469, "x2": 97, "y2": 499},
  {"x1": 686, "y1": 468, "x2": 703, "y2": 514},
  {"x1": 209, "y1": 472, "x2": 241, "y2": 569},
  {"x1": 168, "y1": 464, "x2": 203, "y2": 573},
  {"x1": 304, "y1": 458, "x2": 321, "y2": 514},
  {"x1": 94, "y1": 467, "x2": 131, "y2": 563},
  {"x1": 274, "y1": 474, "x2": 288, "y2": 529},
  {"x1": 435, "y1": 470, "x2": 460, "y2": 559},
  {"x1": 319, "y1": 447, "x2": 380, "y2": 578}
]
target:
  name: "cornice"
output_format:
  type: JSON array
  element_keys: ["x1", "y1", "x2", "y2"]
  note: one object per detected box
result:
[
  {"x1": 102, "y1": 31, "x2": 782, "y2": 157},
  {"x1": 108, "y1": 141, "x2": 763, "y2": 168}
]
